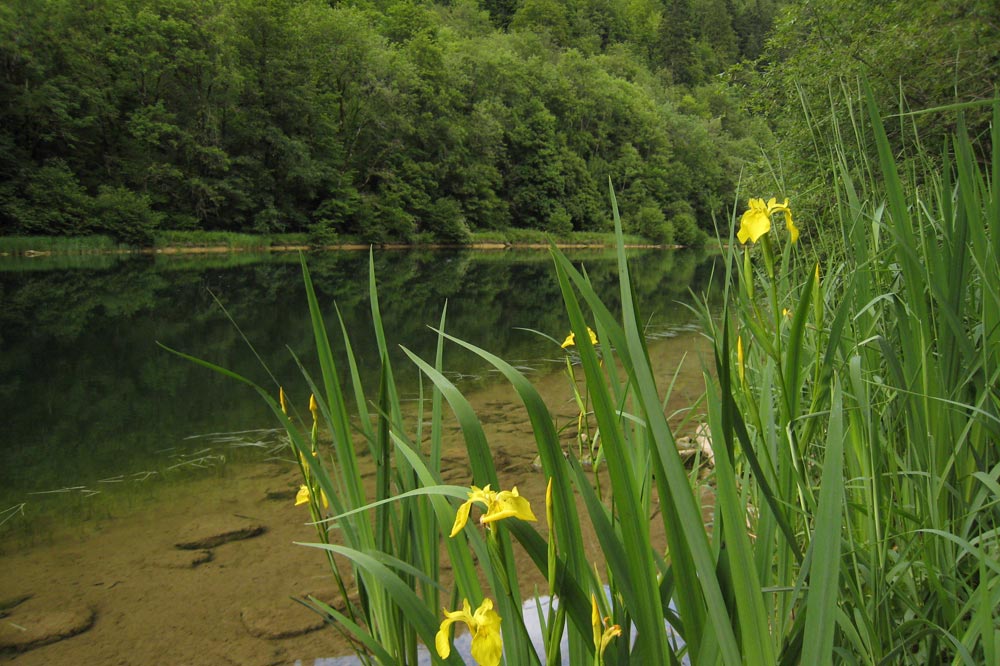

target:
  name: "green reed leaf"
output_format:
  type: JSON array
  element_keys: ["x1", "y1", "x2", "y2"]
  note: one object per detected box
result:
[
  {"x1": 801, "y1": 381, "x2": 845, "y2": 666},
  {"x1": 298, "y1": 543, "x2": 465, "y2": 665},
  {"x1": 430, "y1": 329, "x2": 593, "y2": 663}
]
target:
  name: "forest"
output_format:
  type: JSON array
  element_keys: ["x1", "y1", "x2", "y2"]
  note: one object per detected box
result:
[{"x1": 0, "y1": 0, "x2": 996, "y2": 246}]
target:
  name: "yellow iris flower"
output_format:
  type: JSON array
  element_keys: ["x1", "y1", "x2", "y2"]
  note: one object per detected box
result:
[
  {"x1": 295, "y1": 484, "x2": 329, "y2": 509},
  {"x1": 591, "y1": 593, "x2": 622, "y2": 663},
  {"x1": 309, "y1": 393, "x2": 319, "y2": 423},
  {"x1": 738, "y1": 197, "x2": 798, "y2": 244},
  {"x1": 560, "y1": 327, "x2": 598, "y2": 348},
  {"x1": 436, "y1": 598, "x2": 503, "y2": 666},
  {"x1": 449, "y1": 484, "x2": 537, "y2": 537}
]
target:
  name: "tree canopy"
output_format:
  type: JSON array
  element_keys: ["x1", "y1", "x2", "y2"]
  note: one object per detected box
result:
[
  {"x1": 0, "y1": 0, "x2": 770, "y2": 245},
  {"x1": 0, "y1": 0, "x2": 774, "y2": 245},
  {"x1": 737, "y1": 0, "x2": 999, "y2": 226},
  {"x1": 4, "y1": 0, "x2": 990, "y2": 246}
]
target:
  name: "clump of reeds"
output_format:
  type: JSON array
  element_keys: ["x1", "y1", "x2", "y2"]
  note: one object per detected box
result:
[{"x1": 174, "y1": 89, "x2": 998, "y2": 665}]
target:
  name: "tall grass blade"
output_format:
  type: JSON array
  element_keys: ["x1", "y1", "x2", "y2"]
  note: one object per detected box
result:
[
  {"x1": 800, "y1": 381, "x2": 845, "y2": 666},
  {"x1": 551, "y1": 251, "x2": 671, "y2": 663},
  {"x1": 401, "y1": 347, "x2": 540, "y2": 666},
  {"x1": 707, "y1": 323, "x2": 777, "y2": 666},
  {"x1": 430, "y1": 329, "x2": 593, "y2": 663},
  {"x1": 300, "y1": 255, "x2": 369, "y2": 515},
  {"x1": 298, "y1": 543, "x2": 465, "y2": 665}
]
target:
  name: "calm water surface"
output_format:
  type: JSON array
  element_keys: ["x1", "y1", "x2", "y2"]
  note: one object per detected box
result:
[{"x1": 0, "y1": 248, "x2": 720, "y2": 537}]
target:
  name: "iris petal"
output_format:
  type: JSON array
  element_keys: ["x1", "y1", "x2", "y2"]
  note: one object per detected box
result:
[
  {"x1": 438, "y1": 599, "x2": 502, "y2": 666},
  {"x1": 449, "y1": 499, "x2": 474, "y2": 537},
  {"x1": 295, "y1": 485, "x2": 310, "y2": 506},
  {"x1": 738, "y1": 197, "x2": 799, "y2": 244},
  {"x1": 450, "y1": 484, "x2": 536, "y2": 536}
]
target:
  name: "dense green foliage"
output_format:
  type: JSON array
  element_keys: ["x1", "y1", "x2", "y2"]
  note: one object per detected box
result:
[
  {"x1": 266, "y1": 99, "x2": 999, "y2": 664},
  {"x1": 4, "y1": 0, "x2": 993, "y2": 246},
  {"x1": 0, "y1": 0, "x2": 769, "y2": 246},
  {"x1": 738, "y1": 0, "x2": 999, "y2": 228}
]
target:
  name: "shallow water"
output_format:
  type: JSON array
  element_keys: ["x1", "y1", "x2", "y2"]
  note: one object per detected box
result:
[{"x1": 0, "y1": 248, "x2": 718, "y2": 663}]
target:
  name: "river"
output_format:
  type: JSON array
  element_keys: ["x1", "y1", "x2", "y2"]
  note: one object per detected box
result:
[{"x1": 0, "y1": 247, "x2": 719, "y2": 663}]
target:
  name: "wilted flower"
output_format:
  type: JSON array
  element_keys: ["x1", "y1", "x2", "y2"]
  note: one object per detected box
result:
[
  {"x1": 436, "y1": 598, "x2": 502, "y2": 666},
  {"x1": 449, "y1": 484, "x2": 537, "y2": 537}
]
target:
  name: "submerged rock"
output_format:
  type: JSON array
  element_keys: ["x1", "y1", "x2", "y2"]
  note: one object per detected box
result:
[
  {"x1": 296, "y1": 586, "x2": 354, "y2": 614},
  {"x1": 0, "y1": 606, "x2": 95, "y2": 653},
  {"x1": 154, "y1": 549, "x2": 214, "y2": 569},
  {"x1": 174, "y1": 517, "x2": 266, "y2": 550},
  {"x1": 0, "y1": 593, "x2": 32, "y2": 618},
  {"x1": 265, "y1": 488, "x2": 298, "y2": 501},
  {"x1": 240, "y1": 603, "x2": 325, "y2": 640}
]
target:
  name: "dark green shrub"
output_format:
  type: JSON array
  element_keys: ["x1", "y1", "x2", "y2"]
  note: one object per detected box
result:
[
  {"x1": 635, "y1": 204, "x2": 674, "y2": 244},
  {"x1": 3, "y1": 161, "x2": 92, "y2": 236},
  {"x1": 667, "y1": 200, "x2": 705, "y2": 248},
  {"x1": 92, "y1": 185, "x2": 162, "y2": 246},
  {"x1": 427, "y1": 197, "x2": 472, "y2": 244},
  {"x1": 308, "y1": 218, "x2": 339, "y2": 247},
  {"x1": 359, "y1": 194, "x2": 415, "y2": 244}
]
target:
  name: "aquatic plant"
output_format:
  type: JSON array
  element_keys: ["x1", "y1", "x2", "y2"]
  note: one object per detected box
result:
[{"x1": 170, "y1": 89, "x2": 999, "y2": 664}]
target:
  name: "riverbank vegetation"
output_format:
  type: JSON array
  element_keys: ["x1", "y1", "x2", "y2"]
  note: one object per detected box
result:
[
  {"x1": 0, "y1": 229, "x2": 655, "y2": 257},
  {"x1": 185, "y1": 93, "x2": 999, "y2": 662},
  {"x1": 1, "y1": 0, "x2": 775, "y2": 247},
  {"x1": 3, "y1": 1, "x2": 992, "y2": 248}
]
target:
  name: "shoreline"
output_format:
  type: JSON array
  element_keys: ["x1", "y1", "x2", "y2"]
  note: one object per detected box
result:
[{"x1": 6, "y1": 241, "x2": 677, "y2": 258}]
